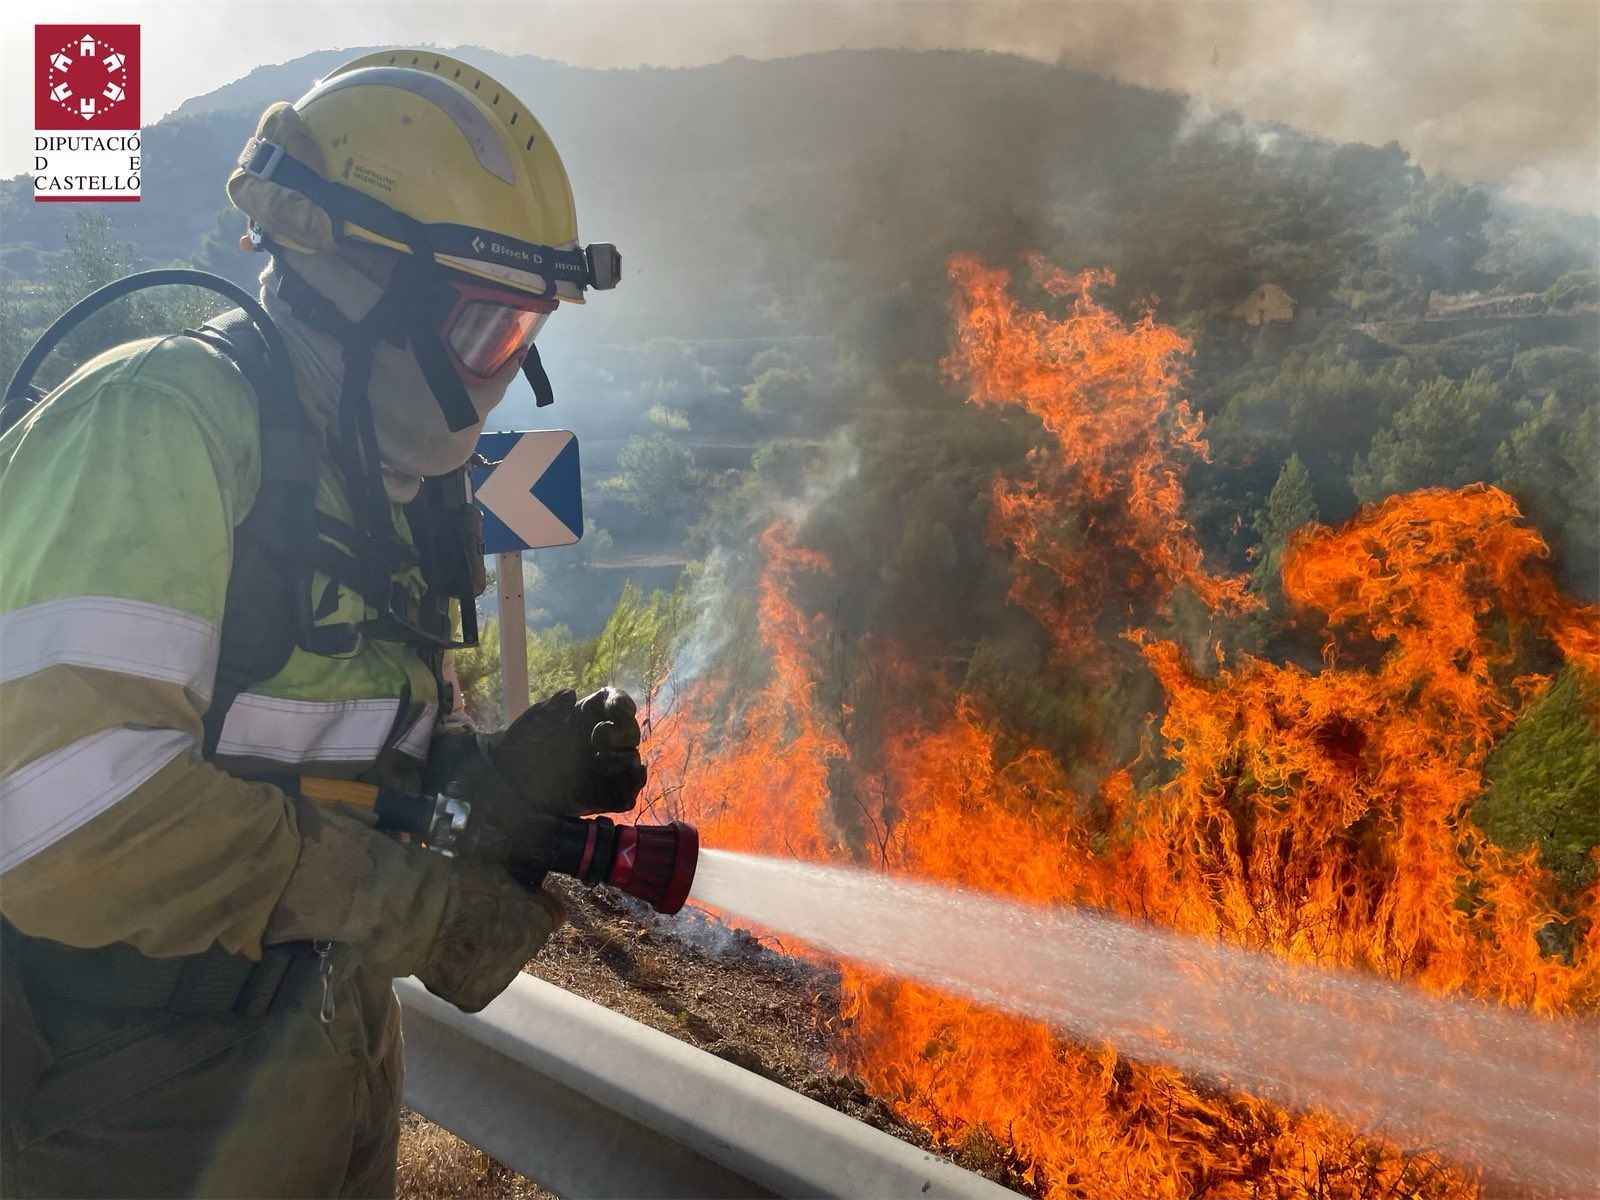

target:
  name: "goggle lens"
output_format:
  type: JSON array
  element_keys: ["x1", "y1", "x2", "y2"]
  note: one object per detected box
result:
[{"x1": 446, "y1": 300, "x2": 551, "y2": 379}]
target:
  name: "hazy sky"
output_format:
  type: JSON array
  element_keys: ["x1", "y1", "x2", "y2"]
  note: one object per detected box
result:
[{"x1": 4, "y1": 1, "x2": 1597, "y2": 212}]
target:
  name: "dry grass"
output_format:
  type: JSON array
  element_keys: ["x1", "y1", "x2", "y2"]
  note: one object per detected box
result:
[{"x1": 395, "y1": 1109, "x2": 551, "y2": 1199}]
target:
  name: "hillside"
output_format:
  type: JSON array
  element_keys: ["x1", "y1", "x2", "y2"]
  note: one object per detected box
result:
[
  {"x1": 1, "y1": 48, "x2": 1184, "y2": 322},
  {"x1": 4, "y1": 46, "x2": 1595, "y2": 638}
]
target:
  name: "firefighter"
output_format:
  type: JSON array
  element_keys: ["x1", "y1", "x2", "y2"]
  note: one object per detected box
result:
[{"x1": 0, "y1": 52, "x2": 641, "y2": 1196}]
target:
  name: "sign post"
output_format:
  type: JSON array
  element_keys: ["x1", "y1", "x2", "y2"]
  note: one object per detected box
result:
[
  {"x1": 496, "y1": 551, "x2": 529, "y2": 722},
  {"x1": 471, "y1": 430, "x2": 584, "y2": 724}
]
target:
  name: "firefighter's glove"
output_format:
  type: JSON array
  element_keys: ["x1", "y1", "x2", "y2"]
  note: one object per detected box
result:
[
  {"x1": 264, "y1": 800, "x2": 562, "y2": 1011},
  {"x1": 428, "y1": 687, "x2": 647, "y2": 823},
  {"x1": 493, "y1": 687, "x2": 647, "y2": 816},
  {"x1": 416, "y1": 863, "x2": 564, "y2": 1013}
]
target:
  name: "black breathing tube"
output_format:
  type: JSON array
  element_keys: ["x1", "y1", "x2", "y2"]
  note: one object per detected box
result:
[{"x1": 2, "y1": 268, "x2": 296, "y2": 433}]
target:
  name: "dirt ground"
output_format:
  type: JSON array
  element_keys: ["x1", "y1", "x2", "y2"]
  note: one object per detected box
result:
[{"x1": 396, "y1": 882, "x2": 1033, "y2": 1198}]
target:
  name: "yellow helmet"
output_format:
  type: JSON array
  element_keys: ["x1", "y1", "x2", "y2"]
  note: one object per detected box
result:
[{"x1": 227, "y1": 50, "x2": 619, "y2": 304}]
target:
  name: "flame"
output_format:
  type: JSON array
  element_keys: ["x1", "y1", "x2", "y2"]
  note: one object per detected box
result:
[
  {"x1": 654, "y1": 522, "x2": 842, "y2": 861},
  {"x1": 1282, "y1": 484, "x2": 1600, "y2": 689},
  {"x1": 646, "y1": 257, "x2": 1600, "y2": 1197},
  {"x1": 945, "y1": 255, "x2": 1254, "y2": 667}
]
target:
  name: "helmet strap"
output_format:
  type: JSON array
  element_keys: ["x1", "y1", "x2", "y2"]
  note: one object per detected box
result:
[
  {"x1": 386, "y1": 219, "x2": 480, "y2": 434},
  {"x1": 522, "y1": 343, "x2": 555, "y2": 408},
  {"x1": 272, "y1": 250, "x2": 403, "y2": 539},
  {"x1": 406, "y1": 279, "x2": 480, "y2": 431}
]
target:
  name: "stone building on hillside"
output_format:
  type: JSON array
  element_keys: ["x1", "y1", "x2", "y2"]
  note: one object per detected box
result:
[
  {"x1": 1234, "y1": 282, "x2": 1296, "y2": 326},
  {"x1": 1234, "y1": 282, "x2": 1343, "y2": 332}
]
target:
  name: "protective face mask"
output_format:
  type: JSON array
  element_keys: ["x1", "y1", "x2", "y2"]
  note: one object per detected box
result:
[
  {"x1": 366, "y1": 340, "x2": 520, "y2": 495},
  {"x1": 261, "y1": 249, "x2": 520, "y2": 501}
]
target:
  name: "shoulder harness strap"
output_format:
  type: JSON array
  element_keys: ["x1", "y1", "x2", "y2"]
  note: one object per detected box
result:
[
  {"x1": 195, "y1": 314, "x2": 481, "y2": 745},
  {"x1": 187, "y1": 311, "x2": 332, "y2": 755}
]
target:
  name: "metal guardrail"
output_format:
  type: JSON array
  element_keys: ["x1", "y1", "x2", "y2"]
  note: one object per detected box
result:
[{"x1": 397, "y1": 974, "x2": 1021, "y2": 1199}]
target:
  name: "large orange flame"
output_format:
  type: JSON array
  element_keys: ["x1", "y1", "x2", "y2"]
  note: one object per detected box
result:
[
  {"x1": 945, "y1": 255, "x2": 1254, "y2": 667},
  {"x1": 647, "y1": 257, "x2": 1600, "y2": 1198}
]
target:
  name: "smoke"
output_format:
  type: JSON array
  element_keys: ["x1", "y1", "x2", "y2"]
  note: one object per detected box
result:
[
  {"x1": 1025, "y1": 1, "x2": 1597, "y2": 208},
  {"x1": 542, "y1": 0, "x2": 1600, "y2": 214},
  {"x1": 7, "y1": 2, "x2": 1588, "y2": 210}
]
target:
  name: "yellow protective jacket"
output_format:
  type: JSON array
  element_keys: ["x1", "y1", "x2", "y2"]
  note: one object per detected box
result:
[{"x1": 0, "y1": 332, "x2": 441, "y2": 958}]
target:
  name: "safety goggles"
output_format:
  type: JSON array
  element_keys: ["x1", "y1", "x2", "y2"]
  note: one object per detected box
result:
[{"x1": 437, "y1": 279, "x2": 558, "y2": 381}]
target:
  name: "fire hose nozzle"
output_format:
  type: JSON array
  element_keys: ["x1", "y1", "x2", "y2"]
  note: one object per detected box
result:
[
  {"x1": 607, "y1": 820, "x2": 700, "y2": 915},
  {"x1": 511, "y1": 815, "x2": 699, "y2": 916},
  {"x1": 297, "y1": 777, "x2": 699, "y2": 915}
]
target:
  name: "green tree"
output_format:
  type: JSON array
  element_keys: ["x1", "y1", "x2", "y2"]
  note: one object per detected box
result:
[
  {"x1": 1349, "y1": 371, "x2": 1509, "y2": 503},
  {"x1": 1543, "y1": 269, "x2": 1600, "y2": 311},
  {"x1": 1206, "y1": 347, "x2": 1411, "y2": 518},
  {"x1": 451, "y1": 614, "x2": 504, "y2": 728},
  {"x1": 1251, "y1": 454, "x2": 1317, "y2": 612},
  {"x1": 1378, "y1": 181, "x2": 1492, "y2": 313},
  {"x1": 40, "y1": 210, "x2": 147, "y2": 379},
  {"x1": 29, "y1": 210, "x2": 230, "y2": 391},
  {"x1": 646, "y1": 404, "x2": 690, "y2": 432},
  {"x1": 458, "y1": 581, "x2": 692, "y2": 730},
  {"x1": 525, "y1": 624, "x2": 585, "y2": 702},
  {"x1": 749, "y1": 438, "x2": 813, "y2": 494},
  {"x1": 579, "y1": 580, "x2": 690, "y2": 701},
  {"x1": 610, "y1": 432, "x2": 701, "y2": 514},
  {"x1": 741, "y1": 364, "x2": 813, "y2": 415},
  {"x1": 1507, "y1": 346, "x2": 1595, "y2": 396},
  {"x1": 45, "y1": 211, "x2": 142, "y2": 311},
  {"x1": 0, "y1": 292, "x2": 33, "y2": 394},
  {"x1": 1474, "y1": 670, "x2": 1600, "y2": 896},
  {"x1": 1328, "y1": 140, "x2": 1417, "y2": 218},
  {"x1": 1495, "y1": 367, "x2": 1600, "y2": 594},
  {"x1": 1482, "y1": 210, "x2": 1596, "y2": 293}
]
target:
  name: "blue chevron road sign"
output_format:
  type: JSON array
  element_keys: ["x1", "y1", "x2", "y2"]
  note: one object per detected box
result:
[{"x1": 471, "y1": 430, "x2": 584, "y2": 554}]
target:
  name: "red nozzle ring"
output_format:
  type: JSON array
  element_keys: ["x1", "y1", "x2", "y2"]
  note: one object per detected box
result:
[{"x1": 604, "y1": 821, "x2": 698, "y2": 916}]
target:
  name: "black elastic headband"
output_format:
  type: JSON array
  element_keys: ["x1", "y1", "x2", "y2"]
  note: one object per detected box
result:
[{"x1": 240, "y1": 139, "x2": 613, "y2": 294}]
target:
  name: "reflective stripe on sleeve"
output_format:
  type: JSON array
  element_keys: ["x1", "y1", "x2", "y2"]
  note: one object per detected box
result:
[
  {"x1": 214, "y1": 695, "x2": 403, "y2": 765},
  {"x1": 395, "y1": 703, "x2": 438, "y2": 761},
  {"x1": 0, "y1": 726, "x2": 195, "y2": 872},
  {"x1": 0, "y1": 596, "x2": 220, "y2": 700}
]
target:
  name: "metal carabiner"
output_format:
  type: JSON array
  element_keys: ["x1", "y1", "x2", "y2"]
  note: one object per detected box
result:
[{"x1": 313, "y1": 940, "x2": 337, "y2": 1025}]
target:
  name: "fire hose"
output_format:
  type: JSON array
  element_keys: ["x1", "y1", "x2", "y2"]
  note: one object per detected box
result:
[{"x1": 299, "y1": 776, "x2": 699, "y2": 915}]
